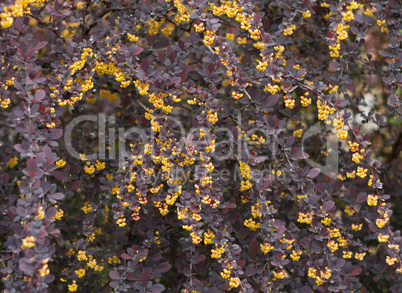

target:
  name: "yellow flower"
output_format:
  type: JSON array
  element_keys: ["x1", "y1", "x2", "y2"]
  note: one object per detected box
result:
[
  {"x1": 343, "y1": 251, "x2": 353, "y2": 259},
  {"x1": 260, "y1": 242, "x2": 273, "y2": 254},
  {"x1": 308, "y1": 267, "x2": 317, "y2": 278},
  {"x1": 56, "y1": 159, "x2": 66, "y2": 168},
  {"x1": 21, "y1": 236, "x2": 36, "y2": 249},
  {"x1": 351, "y1": 223, "x2": 363, "y2": 231},
  {"x1": 75, "y1": 268, "x2": 86, "y2": 278},
  {"x1": 68, "y1": 280, "x2": 78, "y2": 292},
  {"x1": 77, "y1": 250, "x2": 87, "y2": 261},
  {"x1": 355, "y1": 252, "x2": 366, "y2": 261},
  {"x1": 386, "y1": 256, "x2": 398, "y2": 266},
  {"x1": 337, "y1": 130, "x2": 348, "y2": 140},
  {"x1": 302, "y1": 10, "x2": 311, "y2": 18},
  {"x1": 284, "y1": 24, "x2": 296, "y2": 36},
  {"x1": 367, "y1": 194, "x2": 378, "y2": 206},
  {"x1": 7, "y1": 157, "x2": 18, "y2": 168},
  {"x1": 378, "y1": 233, "x2": 389, "y2": 243},
  {"x1": 226, "y1": 33, "x2": 234, "y2": 41}
]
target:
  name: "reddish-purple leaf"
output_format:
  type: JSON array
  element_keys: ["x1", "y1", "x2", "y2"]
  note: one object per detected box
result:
[
  {"x1": 156, "y1": 262, "x2": 172, "y2": 273},
  {"x1": 35, "y1": 90, "x2": 46, "y2": 101},
  {"x1": 140, "y1": 269, "x2": 151, "y2": 284},
  {"x1": 121, "y1": 253, "x2": 132, "y2": 260},
  {"x1": 109, "y1": 270, "x2": 120, "y2": 280},
  {"x1": 133, "y1": 47, "x2": 143, "y2": 56},
  {"x1": 71, "y1": 180, "x2": 82, "y2": 190},
  {"x1": 50, "y1": 193, "x2": 65, "y2": 200},
  {"x1": 351, "y1": 265, "x2": 362, "y2": 276},
  {"x1": 322, "y1": 201, "x2": 335, "y2": 212},
  {"x1": 266, "y1": 94, "x2": 279, "y2": 107},
  {"x1": 248, "y1": 238, "x2": 259, "y2": 257},
  {"x1": 306, "y1": 168, "x2": 321, "y2": 179}
]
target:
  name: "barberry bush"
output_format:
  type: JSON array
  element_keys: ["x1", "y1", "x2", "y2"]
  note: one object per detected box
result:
[{"x1": 0, "y1": 0, "x2": 401, "y2": 292}]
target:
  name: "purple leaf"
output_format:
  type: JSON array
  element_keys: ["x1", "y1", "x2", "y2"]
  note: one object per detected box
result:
[
  {"x1": 322, "y1": 201, "x2": 335, "y2": 212},
  {"x1": 35, "y1": 90, "x2": 46, "y2": 101},
  {"x1": 109, "y1": 270, "x2": 120, "y2": 280},
  {"x1": 156, "y1": 262, "x2": 172, "y2": 273},
  {"x1": 306, "y1": 168, "x2": 321, "y2": 179}
]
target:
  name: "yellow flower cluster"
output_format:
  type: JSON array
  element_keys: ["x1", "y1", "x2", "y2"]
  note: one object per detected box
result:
[
  {"x1": 56, "y1": 159, "x2": 66, "y2": 168},
  {"x1": 284, "y1": 95, "x2": 295, "y2": 109},
  {"x1": 321, "y1": 216, "x2": 331, "y2": 226},
  {"x1": 386, "y1": 256, "x2": 398, "y2": 266},
  {"x1": 239, "y1": 161, "x2": 252, "y2": 179},
  {"x1": 21, "y1": 236, "x2": 36, "y2": 249},
  {"x1": 367, "y1": 194, "x2": 378, "y2": 206},
  {"x1": 329, "y1": 228, "x2": 340, "y2": 238},
  {"x1": 355, "y1": 252, "x2": 366, "y2": 261},
  {"x1": 342, "y1": 11, "x2": 354, "y2": 22},
  {"x1": 302, "y1": 10, "x2": 311, "y2": 18},
  {"x1": 348, "y1": 141, "x2": 359, "y2": 152},
  {"x1": 327, "y1": 240, "x2": 338, "y2": 252},
  {"x1": 54, "y1": 205, "x2": 64, "y2": 220},
  {"x1": 240, "y1": 180, "x2": 252, "y2": 191},
  {"x1": 161, "y1": 23, "x2": 175, "y2": 36},
  {"x1": 264, "y1": 84, "x2": 281, "y2": 94},
  {"x1": 301, "y1": 94, "x2": 311, "y2": 107},
  {"x1": 337, "y1": 130, "x2": 348, "y2": 140},
  {"x1": 194, "y1": 23, "x2": 204, "y2": 32},
  {"x1": 191, "y1": 232, "x2": 202, "y2": 245},
  {"x1": 75, "y1": 268, "x2": 86, "y2": 278},
  {"x1": 0, "y1": 0, "x2": 45, "y2": 29},
  {"x1": 284, "y1": 24, "x2": 296, "y2": 36},
  {"x1": 237, "y1": 37, "x2": 247, "y2": 45},
  {"x1": 94, "y1": 61, "x2": 130, "y2": 88},
  {"x1": 352, "y1": 152, "x2": 363, "y2": 163},
  {"x1": 229, "y1": 276, "x2": 240, "y2": 288},
  {"x1": 147, "y1": 18, "x2": 165, "y2": 35},
  {"x1": 207, "y1": 109, "x2": 218, "y2": 124},
  {"x1": 38, "y1": 259, "x2": 50, "y2": 277},
  {"x1": 77, "y1": 250, "x2": 87, "y2": 261},
  {"x1": 290, "y1": 249, "x2": 302, "y2": 261},
  {"x1": 343, "y1": 251, "x2": 353, "y2": 259},
  {"x1": 116, "y1": 216, "x2": 126, "y2": 227},
  {"x1": 134, "y1": 80, "x2": 149, "y2": 95},
  {"x1": 377, "y1": 19, "x2": 389, "y2": 34},
  {"x1": 297, "y1": 212, "x2": 312, "y2": 224},
  {"x1": 68, "y1": 280, "x2": 78, "y2": 292},
  {"x1": 378, "y1": 233, "x2": 389, "y2": 243},
  {"x1": 256, "y1": 59, "x2": 268, "y2": 72},
  {"x1": 82, "y1": 201, "x2": 92, "y2": 214},
  {"x1": 293, "y1": 129, "x2": 303, "y2": 138},
  {"x1": 211, "y1": 244, "x2": 225, "y2": 258},
  {"x1": 333, "y1": 118, "x2": 344, "y2": 129},
  {"x1": 260, "y1": 242, "x2": 273, "y2": 254},
  {"x1": 356, "y1": 166, "x2": 367, "y2": 178},
  {"x1": 203, "y1": 30, "x2": 215, "y2": 46},
  {"x1": 244, "y1": 218, "x2": 260, "y2": 231},
  {"x1": 203, "y1": 230, "x2": 215, "y2": 244},
  {"x1": 253, "y1": 41, "x2": 265, "y2": 50},
  {"x1": 69, "y1": 48, "x2": 93, "y2": 75},
  {"x1": 317, "y1": 100, "x2": 333, "y2": 120},
  {"x1": 232, "y1": 91, "x2": 243, "y2": 100},
  {"x1": 7, "y1": 157, "x2": 18, "y2": 168},
  {"x1": 335, "y1": 23, "x2": 349, "y2": 41},
  {"x1": 1, "y1": 98, "x2": 11, "y2": 108},
  {"x1": 376, "y1": 216, "x2": 389, "y2": 229},
  {"x1": 127, "y1": 33, "x2": 139, "y2": 42},
  {"x1": 351, "y1": 223, "x2": 363, "y2": 231}
]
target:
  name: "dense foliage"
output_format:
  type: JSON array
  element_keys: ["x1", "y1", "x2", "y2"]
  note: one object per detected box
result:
[{"x1": 0, "y1": 0, "x2": 401, "y2": 292}]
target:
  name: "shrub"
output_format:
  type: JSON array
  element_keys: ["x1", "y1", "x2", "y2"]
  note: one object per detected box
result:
[{"x1": 0, "y1": 0, "x2": 401, "y2": 292}]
